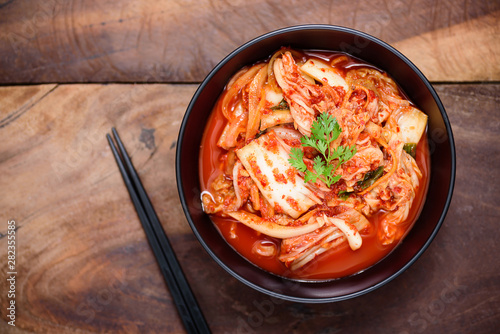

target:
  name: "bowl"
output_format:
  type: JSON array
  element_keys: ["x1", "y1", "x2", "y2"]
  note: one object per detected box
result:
[{"x1": 176, "y1": 25, "x2": 455, "y2": 302}]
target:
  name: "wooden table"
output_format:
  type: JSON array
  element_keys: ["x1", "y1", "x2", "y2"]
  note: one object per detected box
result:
[{"x1": 1, "y1": 1, "x2": 499, "y2": 333}]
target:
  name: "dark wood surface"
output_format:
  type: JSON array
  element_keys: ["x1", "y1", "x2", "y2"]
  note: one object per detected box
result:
[
  {"x1": 1, "y1": 0, "x2": 499, "y2": 83},
  {"x1": 1, "y1": 1, "x2": 499, "y2": 333}
]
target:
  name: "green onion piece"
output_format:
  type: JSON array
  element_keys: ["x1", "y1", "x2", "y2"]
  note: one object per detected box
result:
[
  {"x1": 403, "y1": 143, "x2": 417, "y2": 158},
  {"x1": 338, "y1": 190, "x2": 352, "y2": 201},
  {"x1": 271, "y1": 99, "x2": 289, "y2": 110},
  {"x1": 358, "y1": 166, "x2": 384, "y2": 190}
]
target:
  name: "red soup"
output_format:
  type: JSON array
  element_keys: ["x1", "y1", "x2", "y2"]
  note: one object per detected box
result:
[{"x1": 199, "y1": 48, "x2": 430, "y2": 280}]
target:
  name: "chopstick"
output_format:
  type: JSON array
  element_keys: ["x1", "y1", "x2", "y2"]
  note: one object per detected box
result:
[{"x1": 107, "y1": 128, "x2": 210, "y2": 334}]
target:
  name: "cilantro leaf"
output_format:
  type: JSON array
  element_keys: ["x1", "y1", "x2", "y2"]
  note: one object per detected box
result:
[
  {"x1": 315, "y1": 140, "x2": 328, "y2": 156},
  {"x1": 313, "y1": 155, "x2": 326, "y2": 177},
  {"x1": 288, "y1": 147, "x2": 307, "y2": 173},
  {"x1": 288, "y1": 113, "x2": 357, "y2": 187},
  {"x1": 301, "y1": 135, "x2": 317, "y2": 149},
  {"x1": 304, "y1": 171, "x2": 317, "y2": 183}
]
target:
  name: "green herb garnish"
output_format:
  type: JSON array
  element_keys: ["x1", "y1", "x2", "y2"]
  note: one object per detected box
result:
[{"x1": 288, "y1": 113, "x2": 357, "y2": 187}]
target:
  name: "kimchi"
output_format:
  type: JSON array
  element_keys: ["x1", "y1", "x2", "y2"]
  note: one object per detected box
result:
[{"x1": 199, "y1": 48, "x2": 429, "y2": 279}]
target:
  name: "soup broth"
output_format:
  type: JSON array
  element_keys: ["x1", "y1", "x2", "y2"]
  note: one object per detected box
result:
[{"x1": 199, "y1": 49, "x2": 430, "y2": 280}]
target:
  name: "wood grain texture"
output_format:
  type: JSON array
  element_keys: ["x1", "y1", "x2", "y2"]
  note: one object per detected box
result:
[
  {"x1": 393, "y1": 11, "x2": 500, "y2": 82},
  {"x1": 0, "y1": 84, "x2": 198, "y2": 333},
  {"x1": 1, "y1": 83, "x2": 499, "y2": 333},
  {"x1": 0, "y1": 0, "x2": 499, "y2": 84}
]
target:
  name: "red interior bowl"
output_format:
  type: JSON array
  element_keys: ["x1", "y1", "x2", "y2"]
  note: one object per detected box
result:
[{"x1": 176, "y1": 25, "x2": 455, "y2": 302}]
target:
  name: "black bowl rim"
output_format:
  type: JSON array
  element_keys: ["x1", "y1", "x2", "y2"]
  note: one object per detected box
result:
[{"x1": 176, "y1": 24, "x2": 456, "y2": 303}]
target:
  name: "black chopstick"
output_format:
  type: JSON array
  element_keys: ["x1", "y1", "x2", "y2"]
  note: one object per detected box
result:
[{"x1": 107, "y1": 128, "x2": 210, "y2": 334}]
